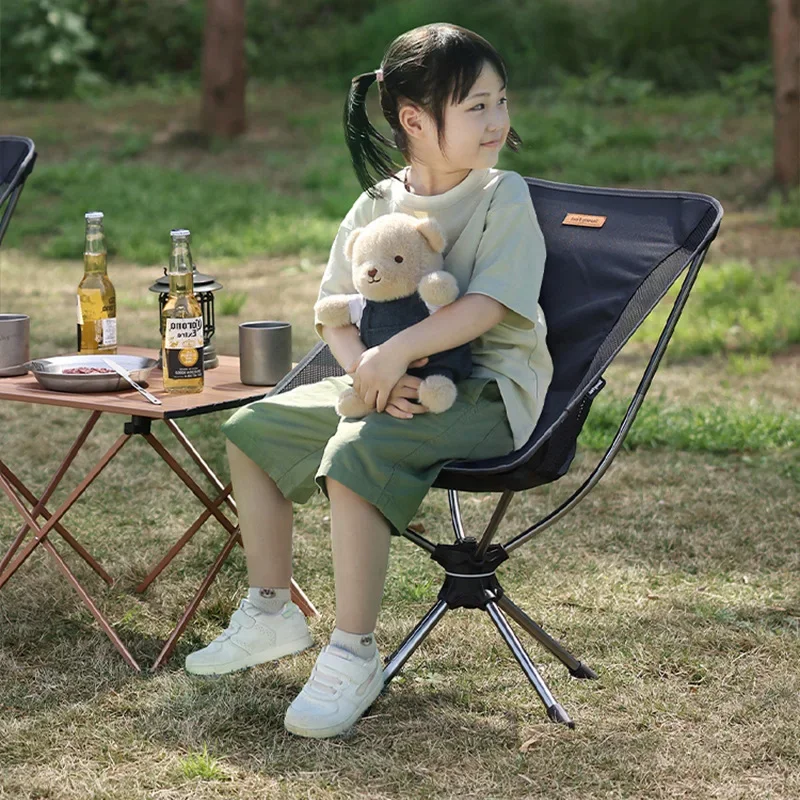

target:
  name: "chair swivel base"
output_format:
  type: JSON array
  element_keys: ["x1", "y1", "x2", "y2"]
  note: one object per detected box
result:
[{"x1": 382, "y1": 540, "x2": 598, "y2": 728}]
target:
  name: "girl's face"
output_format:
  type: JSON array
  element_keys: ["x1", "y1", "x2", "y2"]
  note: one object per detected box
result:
[
  {"x1": 441, "y1": 62, "x2": 510, "y2": 169},
  {"x1": 410, "y1": 61, "x2": 510, "y2": 172}
]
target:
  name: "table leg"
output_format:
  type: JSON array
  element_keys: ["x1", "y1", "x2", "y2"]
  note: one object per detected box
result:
[
  {"x1": 164, "y1": 420, "x2": 237, "y2": 514},
  {"x1": 0, "y1": 433, "x2": 130, "y2": 590},
  {"x1": 161, "y1": 421, "x2": 317, "y2": 616},
  {"x1": 0, "y1": 464, "x2": 113, "y2": 585},
  {"x1": 0, "y1": 410, "x2": 101, "y2": 577},
  {"x1": 151, "y1": 524, "x2": 242, "y2": 671},
  {"x1": 0, "y1": 469, "x2": 140, "y2": 671},
  {"x1": 135, "y1": 485, "x2": 231, "y2": 592},
  {"x1": 143, "y1": 433, "x2": 237, "y2": 535}
]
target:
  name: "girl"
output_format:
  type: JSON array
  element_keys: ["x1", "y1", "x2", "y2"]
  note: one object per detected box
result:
[{"x1": 186, "y1": 22, "x2": 553, "y2": 739}]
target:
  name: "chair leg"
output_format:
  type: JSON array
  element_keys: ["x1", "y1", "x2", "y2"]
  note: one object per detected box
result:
[
  {"x1": 496, "y1": 594, "x2": 598, "y2": 680},
  {"x1": 383, "y1": 599, "x2": 448, "y2": 685},
  {"x1": 484, "y1": 600, "x2": 575, "y2": 728}
]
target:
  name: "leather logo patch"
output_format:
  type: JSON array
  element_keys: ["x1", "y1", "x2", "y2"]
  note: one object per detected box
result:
[{"x1": 562, "y1": 213, "x2": 607, "y2": 228}]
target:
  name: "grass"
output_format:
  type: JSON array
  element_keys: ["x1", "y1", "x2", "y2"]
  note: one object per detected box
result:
[
  {"x1": 179, "y1": 745, "x2": 229, "y2": 781},
  {"x1": 581, "y1": 395, "x2": 800, "y2": 483},
  {"x1": 1, "y1": 81, "x2": 800, "y2": 799},
  {"x1": 0, "y1": 78, "x2": 775, "y2": 263},
  {"x1": 217, "y1": 292, "x2": 248, "y2": 317},
  {"x1": 632, "y1": 261, "x2": 800, "y2": 360}
]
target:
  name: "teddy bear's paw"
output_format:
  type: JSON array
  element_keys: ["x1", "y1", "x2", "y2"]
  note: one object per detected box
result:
[
  {"x1": 418, "y1": 271, "x2": 459, "y2": 307},
  {"x1": 418, "y1": 375, "x2": 458, "y2": 414},
  {"x1": 314, "y1": 296, "x2": 352, "y2": 328},
  {"x1": 336, "y1": 388, "x2": 373, "y2": 418}
]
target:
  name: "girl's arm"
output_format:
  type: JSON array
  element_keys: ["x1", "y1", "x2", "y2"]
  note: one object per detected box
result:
[
  {"x1": 320, "y1": 323, "x2": 366, "y2": 374},
  {"x1": 353, "y1": 293, "x2": 506, "y2": 412}
]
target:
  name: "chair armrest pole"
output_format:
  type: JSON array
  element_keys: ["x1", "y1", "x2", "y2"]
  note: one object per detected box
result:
[
  {"x1": 0, "y1": 184, "x2": 25, "y2": 249},
  {"x1": 503, "y1": 244, "x2": 710, "y2": 554}
]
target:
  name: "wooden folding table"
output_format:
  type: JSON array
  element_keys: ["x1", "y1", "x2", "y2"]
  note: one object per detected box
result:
[{"x1": 0, "y1": 346, "x2": 316, "y2": 672}]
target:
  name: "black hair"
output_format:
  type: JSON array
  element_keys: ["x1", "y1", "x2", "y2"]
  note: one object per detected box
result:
[{"x1": 343, "y1": 23, "x2": 522, "y2": 199}]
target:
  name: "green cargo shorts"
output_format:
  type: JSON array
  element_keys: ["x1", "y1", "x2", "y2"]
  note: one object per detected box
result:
[{"x1": 220, "y1": 376, "x2": 514, "y2": 535}]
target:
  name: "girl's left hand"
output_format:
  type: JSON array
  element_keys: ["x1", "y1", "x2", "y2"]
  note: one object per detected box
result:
[{"x1": 352, "y1": 343, "x2": 414, "y2": 412}]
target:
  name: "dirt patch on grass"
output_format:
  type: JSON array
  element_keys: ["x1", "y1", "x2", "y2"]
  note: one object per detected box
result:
[{"x1": 711, "y1": 211, "x2": 800, "y2": 264}]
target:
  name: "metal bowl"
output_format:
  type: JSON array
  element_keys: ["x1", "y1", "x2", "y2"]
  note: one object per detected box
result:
[{"x1": 25, "y1": 354, "x2": 158, "y2": 393}]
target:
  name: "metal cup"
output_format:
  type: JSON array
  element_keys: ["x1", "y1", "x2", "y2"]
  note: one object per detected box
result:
[
  {"x1": 238, "y1": 321, "x2": 292, "y2": 386},
  {"x1": 0, "y1": 314, "x2": 30, "y2": 377}
]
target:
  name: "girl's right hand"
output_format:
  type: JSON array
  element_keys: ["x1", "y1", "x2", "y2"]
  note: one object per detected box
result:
[{"x1": 384, "y1": 357, "x2": 430, "y2": 420}]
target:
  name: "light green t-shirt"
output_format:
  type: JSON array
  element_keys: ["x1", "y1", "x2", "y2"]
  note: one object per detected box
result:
[{"x1": 315, "y1": 167, "x2": 553, "y2": 450}]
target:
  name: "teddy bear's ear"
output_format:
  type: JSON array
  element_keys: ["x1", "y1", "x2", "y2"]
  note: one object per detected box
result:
[
  {"x1": 414, "y1": 218, "x2": 446, "y2": 254},
  {"x1": 344, "y1": 228, "x2": 363, "y2": 261}
]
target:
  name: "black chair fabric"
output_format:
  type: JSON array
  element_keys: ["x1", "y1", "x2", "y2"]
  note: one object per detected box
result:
[
  {"x1": 435, "y1": 179, "x2": 720, "y2": 491},
  {"x1": 0, "y1": 136, "x2": 37, "y2": 249}
]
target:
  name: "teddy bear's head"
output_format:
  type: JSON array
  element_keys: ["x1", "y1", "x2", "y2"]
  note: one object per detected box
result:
[{"x1": 344, "y1": 213, "x2": 446, "y2": 301}]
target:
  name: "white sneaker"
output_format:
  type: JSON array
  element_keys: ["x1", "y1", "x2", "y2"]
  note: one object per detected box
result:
[
  {"x1": 283, "y1": 645, "x2": 385, "y2": 738},
  {"x1": 185, "y1": 598, "x2": 313, "y2": 676}
]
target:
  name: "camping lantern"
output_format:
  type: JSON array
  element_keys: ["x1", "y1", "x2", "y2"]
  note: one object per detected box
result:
[{"x1": 149, "y1": 268, "x2": 223, "y2": 369}]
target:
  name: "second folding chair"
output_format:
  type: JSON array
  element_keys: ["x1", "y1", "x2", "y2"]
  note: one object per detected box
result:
[{"x1": 0, "y1": 136, "x2": 37, "y2": 249}]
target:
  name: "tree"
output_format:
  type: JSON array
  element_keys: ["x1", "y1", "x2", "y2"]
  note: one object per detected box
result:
[
  {"x1": 201, "y1": 0, "x2": 247, "y2": 138},
  {"x1": 770, "y1": 0, "x2": 800, "y2": 191}
]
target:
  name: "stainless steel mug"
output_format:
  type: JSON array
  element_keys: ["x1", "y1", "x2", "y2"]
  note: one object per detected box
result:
[
  {"x1": 0, "y1": 314, "x2": 30, "y2": 377},
  {"x1": 238, "y1": 321, "x2": 292, "y2": 386}
]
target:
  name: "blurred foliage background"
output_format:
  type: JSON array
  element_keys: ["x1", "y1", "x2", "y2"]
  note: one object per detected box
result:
[{"x1": 0, "y1": 0, "x2": 770, "y2": 99}]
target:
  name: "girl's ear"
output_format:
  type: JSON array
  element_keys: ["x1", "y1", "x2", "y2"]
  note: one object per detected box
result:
[
  {"x1": 415, "y1": 218, "x2": 446, "y2": 254},
  {"x1": 344, "y1": 228, "x2": 363, "y2": 261},
  {"x1": 398, "y1": 102, "x2": 426, "y2": 141}
]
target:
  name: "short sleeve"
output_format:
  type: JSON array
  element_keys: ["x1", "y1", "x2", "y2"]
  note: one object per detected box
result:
[
  {"x1": 314, "y1": 193, "x2": 374, "y2": 336},
  {"x1": 466, "y1": 174, "x2": 546, "y2": 329},
  {"x1": 348, "y1": 295, "x2": 366, "y2": 328}
]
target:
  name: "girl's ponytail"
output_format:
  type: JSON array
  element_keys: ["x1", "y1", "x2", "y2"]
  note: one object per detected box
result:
[{"x1": 343, "y1": 70, "x2": 402, "y2": 199}]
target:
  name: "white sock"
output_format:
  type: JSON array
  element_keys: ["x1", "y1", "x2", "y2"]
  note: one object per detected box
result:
[
  {"x1": 330, "y1": 627, "x2": 377, "y2": 660},
  {"x1": 248, "y1": 587, "x2": 291, "y2": 614}
]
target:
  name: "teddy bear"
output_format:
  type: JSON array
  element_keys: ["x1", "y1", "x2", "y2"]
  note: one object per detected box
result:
[{"x1": 314, "y1": 212, "x2": 473, "y2": 418}]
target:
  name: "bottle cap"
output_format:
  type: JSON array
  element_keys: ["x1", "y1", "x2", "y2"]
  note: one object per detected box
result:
[
  {"x1": 170, "y1": 229, "x2": 191, "y2": 239},
  {"x1": 85, "y1": 211, "x2": 104, "y2": 222}
]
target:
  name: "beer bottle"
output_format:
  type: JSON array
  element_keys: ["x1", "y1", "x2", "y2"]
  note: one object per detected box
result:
[
  {"x1": 77, "y1": 211, "x2": 117, "y2": 354},
  {"x1": 161, "y1": 229, "x2": 204, "y2": 394}
]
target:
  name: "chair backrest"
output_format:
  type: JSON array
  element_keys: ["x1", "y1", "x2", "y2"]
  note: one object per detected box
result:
[
  {"x1": 0, "y1": 136, "x2": 37, "y2": 248},
  {"x1": 437, "y1": 177, "x2": 722, "y2": 491}
]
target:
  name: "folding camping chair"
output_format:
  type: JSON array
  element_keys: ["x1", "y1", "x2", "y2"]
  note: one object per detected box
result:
[
  {"x1": 0, "y1": 136, "x2": 37, "y2": 248},
  {"x1": 260, "y1": 177, "x2": 723, "y2": 727}
]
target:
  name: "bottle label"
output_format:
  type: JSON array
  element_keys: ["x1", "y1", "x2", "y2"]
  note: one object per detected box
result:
[
  {"x1": 164, "y1": 317, "x2": 204, "y2": 380},
  {"x1": 77, "y1": 290, "x2": 117, "y2": 350},
  {"x1": 102, "y1": 318, "x2": 117, "y2": 346}
]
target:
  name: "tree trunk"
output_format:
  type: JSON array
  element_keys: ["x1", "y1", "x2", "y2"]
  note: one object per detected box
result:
[
  {"x1": 201, "y1": 0, "x2": 247, "y2": 138},
  {"x1": 770, "y1": 0, "x2": 800, "y2": 191}
]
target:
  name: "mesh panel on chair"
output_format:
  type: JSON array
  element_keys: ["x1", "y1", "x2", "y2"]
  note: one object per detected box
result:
[{"x1": 267, "y1": 340, "x2": 346, "y2": 398}]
